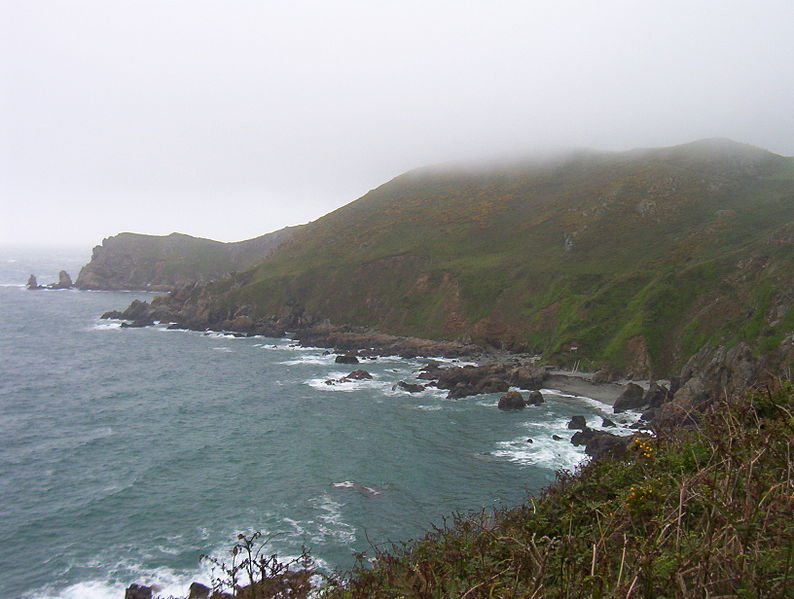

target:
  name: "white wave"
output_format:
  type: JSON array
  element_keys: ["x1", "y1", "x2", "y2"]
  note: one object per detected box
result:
[
  {"x1": 92, "y1": 322, "x2": 122, "y2": 330},
  {"x1": 210, "y1": 347, "x2": 233, "y2": 352},
  {"x1": 279, "y1": 355, "x2": 334, "y2": 366},
  {"x1": 408, "y1": 404, "x2": 443, "y2": 411},
  {"x1": 492, "y1": 436, "x2": 587, "y2": 472},
  {"x1": 0, "y1": 283, "x2": 25, "y2": 287}
]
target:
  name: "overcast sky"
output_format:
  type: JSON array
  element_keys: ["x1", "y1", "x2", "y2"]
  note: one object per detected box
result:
[{"x1": 2, "y1": 0, "x2": 793, "y2": 246}]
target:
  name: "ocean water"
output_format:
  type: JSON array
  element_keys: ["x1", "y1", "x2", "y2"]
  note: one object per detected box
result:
[{"x1": 0, "y1": 247, "x2": 636, "y2": 599}]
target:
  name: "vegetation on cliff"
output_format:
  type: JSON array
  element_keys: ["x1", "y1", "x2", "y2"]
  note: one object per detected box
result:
[
  {"x1": 134, "y1": 139, "x2": 794, "y2": 377},
  {"x1": 189, "y1": 382, "x2": 793, "y2": 599},
  {"x1": 76, "y1": 227, "x2": 301, "y2": 291}
]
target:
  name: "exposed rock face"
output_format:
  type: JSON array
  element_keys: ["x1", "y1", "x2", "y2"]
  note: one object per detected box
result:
[
  {"x1": 613, "y1": 383, "x2": 646, "y2": 413},
  {"x1": 498, "y1": 391, "x2": 525, "y2": 410},
  {"x1": 26, "y1": 274, "x2": 41, "y2": 289},
  {"x1": 644, "y1": 382, "x2": 671, "y2": 408},
  {"x1": 567, "y1": 415, "x2": 587, "y2": 430},
  {"x1": 44, "y1": 270, "x2": 74, "y2": 289},
  {"x1": 656, "y1": 342, "x2": 761, "y2": 428}
]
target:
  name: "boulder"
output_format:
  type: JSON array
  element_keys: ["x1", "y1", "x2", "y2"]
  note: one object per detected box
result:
[
  {"x1": 526, "y1": 390, "x2": 544, "y2": 406},
  {"x1": 567, "y1": 415, "x2": 587, "y2": 430},
  {"x1": 570, "y1": 427, "x2": 596, "y2": 446},
  {"x1": 447, "y1": 382, "x2": 477, "y2": 399},
  {"x1": 335, "y1": 355, "x2": 359, "y2": 364},
  {"x1": 552, "y1": 434, "x2": 563, "y2": 441},
  {"x1": 476, "y1": 376, "x2": 509, "y2": 394},
  {"x1": 612, "y1": 382, "x2": 646, "y2": 413},
  {"x1": 498, "y1": 391, "x2": 526, "y2": 410},
  {"x1": 395, "y1": 381, "x2": 425, "y2": 393},
  {"x1": 344, "y1": 369, "x2": 373, "y2": 380},
  {"x1": 601, "y1": 417, "x2": 616, "y2": 427},
  {"x1": 124, "y1": 585, "x2": 153, "y2": 599},
  {"x1": 584, "y1": 433, "x2": 631, "y2": 459},
  {"x1": 643, "y1": 382, "x2": 671, "y2": 408},
  {"x1": 188, "y1": 582, "x2": 211, "y2": 599}
]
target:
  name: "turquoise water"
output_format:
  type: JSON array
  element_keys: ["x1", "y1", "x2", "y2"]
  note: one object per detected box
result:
[{"x1": 0, "y1": 248, "x2": 627, "y2": 598}]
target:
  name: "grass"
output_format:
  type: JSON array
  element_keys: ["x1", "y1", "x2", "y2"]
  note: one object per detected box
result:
[{"x1": 193, "y1": 382, "x2": 794, "y2": 599}]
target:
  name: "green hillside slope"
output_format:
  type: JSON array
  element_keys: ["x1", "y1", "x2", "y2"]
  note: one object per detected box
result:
[
  {"x1": 76, "y1": 226, "x2": 301, "y2": 290},
  {"x1": 141, "y1": 139, "x2": 794, "y2": 377}
]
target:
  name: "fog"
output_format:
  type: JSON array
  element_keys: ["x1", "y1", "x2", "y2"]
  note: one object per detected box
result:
[{"x1": 2, "y1": 0, "x2": 793, "y2": 247}]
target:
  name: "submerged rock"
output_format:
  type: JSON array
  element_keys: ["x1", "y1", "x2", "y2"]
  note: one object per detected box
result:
[{"x1": 395, "y1": 381, "x2": 425, "y2": 393}]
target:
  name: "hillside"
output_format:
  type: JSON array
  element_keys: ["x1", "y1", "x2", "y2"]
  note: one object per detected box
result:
[
  {"x1": 115, "y1": 139, "x2": 794, "y2": 377},
  {"x1": 75, "y1": 226, "x2": 301, "y2": 291}
]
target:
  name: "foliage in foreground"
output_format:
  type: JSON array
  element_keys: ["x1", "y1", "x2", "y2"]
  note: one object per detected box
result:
[{"x1": 202, "y1": 384, "x2": 794, "y2": 598}]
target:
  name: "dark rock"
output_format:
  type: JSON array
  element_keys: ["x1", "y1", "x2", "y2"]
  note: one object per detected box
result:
[
  {"x1": 476, "y1": 376, "x2": 509, "y2": 394},
  {"x1": 641, "y1": 407, "x2": 659, "y2": 422},
  {"x1": 552, "y1": 434, "x2": 563, "y2": 441},
  {"x1": 335, "y1": 354, "x2": 359, "y2": 364},
  {"x1": 447, "y1": 382, "x2": 477, "y2": 399},
  {"x1": 26, "y1": 274, "x2": 42, "y2": 289},
  {"x1": 567, "y1": 415, "x2": 587, "y2": 430},
  {"x1": 643, "y1": 382, "x2": 671, "y2": 408},
  {"x1": 570, "y1": 427, "x2": 596, "y2": 446},
  {"x1": 584, "y1": 433, "x2": 631, "y2": 459},
  {"x1": 188, "y1": 582, "x2": 211, "y2": 599},
  {"x1": 526, "y1": 438, "x2": 533, "y2": 443},
  {"x1": 343, "y1": 369, "x2": 373, "y2": 380},
  {"x1": 125, "y1": 584, "x2": 153, "y2": 599},
  {"x1": 601, "y1": 417, "x2": 617, "y2": 427},
  {"x1": 49, "y1": 270, "x2": 73, "y2": 289},
  {"x1": 509, "y1": 365, "x2": 547, "y2": 389},
  {"x1": 613, "y1": 382, "x2": 646, "y2": 413},
  {"x1": 498, "y1": 390, "x2": 525, "y2": 410},
  {"x1": 526, "y1": 390, "x2": 544, "y2": 405},
  {"x1": 322, "y1": 350, "x2": 331, "y2": 356},
  {"x1": 395, "y1": 381, "x2": 425, "y2": 393}
]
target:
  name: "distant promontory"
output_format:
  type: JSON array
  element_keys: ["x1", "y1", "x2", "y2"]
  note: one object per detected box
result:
[{"x1": 75, "y1": 227, "x2": 302, "y2": 291}]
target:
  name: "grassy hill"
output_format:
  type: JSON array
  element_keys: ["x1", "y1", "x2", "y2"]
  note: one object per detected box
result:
[
  {"x1": 76, "y1": 226, "x2": 301, "y2": 291},
  {"x1": 175, "y1": 139, "x2": 794, "y2": 377}
]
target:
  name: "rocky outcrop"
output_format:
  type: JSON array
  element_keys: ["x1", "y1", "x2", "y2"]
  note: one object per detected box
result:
[
  {"x1": 188, "y1": 582, "x2": 210, "y2": 599},
  {"x1": 656, "y1": 342, "x2": 761, "y2": 428},
  {"x1": 498, "y1": 391, "x2": 525, "y2": 410},
  {"x1": 335, "y1": 355, "x2": 359, "y2": 364},
  {"x1": 26, "y1": 274, "x2": 42, "y2": 289},
  {"x1": 124, "y1": 584, "x2": 153, "y2": 599},
  {"x1": 417, "y1": 362, "x2": 547, "y2": 400},
  {"x1": 345, "y1": 370, "x2": 373, "y2": 380},
  {"x1": 612, "y1": 383, "x2": 646, "y2": 413},
  {"x1": 567, "y1": 415, "x2": 587, "y2": 430},
  {"x1": 395, "y1": 381, "x2": 425, "y2": 393},
  {"x1": 76, "y1": 227, "x2": 302, "y2": 291}
]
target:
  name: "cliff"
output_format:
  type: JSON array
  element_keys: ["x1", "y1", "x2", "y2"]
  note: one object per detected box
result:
[
  {"x1": 75, "y1": 226, "x2": 302, "y2": 291},
  {"x1": 109, "y1": 139, "x2": 794, "y2": 379}
]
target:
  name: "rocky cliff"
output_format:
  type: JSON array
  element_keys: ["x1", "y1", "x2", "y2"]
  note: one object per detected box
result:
[
  {"x1": 105, "y1": 139, "x2": 794, "y2": 382},
  {"x1": 76, "y1": 226, "x2": 301, "y2": 291}
]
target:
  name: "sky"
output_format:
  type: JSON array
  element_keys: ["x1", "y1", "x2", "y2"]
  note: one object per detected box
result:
[{"x1": 2, "y1": 0, "x2": 794, "y2": 247}]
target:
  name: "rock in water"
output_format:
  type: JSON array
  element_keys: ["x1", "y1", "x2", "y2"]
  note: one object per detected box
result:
[
  {"x1": 567, "y1": 415, "x2": 587, "y2": 429},
  {"x1": 26, "y1": 274, "x2": 41, "y2": 289},
  {"x1": 48, "y1": 270, "x2": 74, "y2": 289},
  {"x1": 124, "y1": 584, "x2": 153, "y2": 599},
  {"x1": 527, "y1": 390, "x2": 544, "y2": 405},
  {"x1": 498, "y1": 390, "x2": 526, "y2": 410},
  {"x1": 395, "y1": 381, "x2": 425, "y2": 393},
  {"x1": 335, "y1": 354, "x2": 359, "y2": 364},
  {"x1": 344, "y1": 369, "x2": 373, "y2": 380}
]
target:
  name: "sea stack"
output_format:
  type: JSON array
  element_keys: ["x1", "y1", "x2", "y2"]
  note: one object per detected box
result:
[
  {"x1": 49, "y1": 270, "x2": 74, "y2": 289},
  {"x1": 26, "y1": 274, "x2": 42, "y2": 290}
]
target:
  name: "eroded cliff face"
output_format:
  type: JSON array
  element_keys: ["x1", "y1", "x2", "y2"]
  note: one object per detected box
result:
[{"x1": 75, "y1": 227, "x2": 301, "y2": 291}]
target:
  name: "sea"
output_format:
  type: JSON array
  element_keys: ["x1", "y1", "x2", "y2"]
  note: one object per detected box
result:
[{"x1": 0, "y1": 247, "x2": 637, "y2": 599}]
